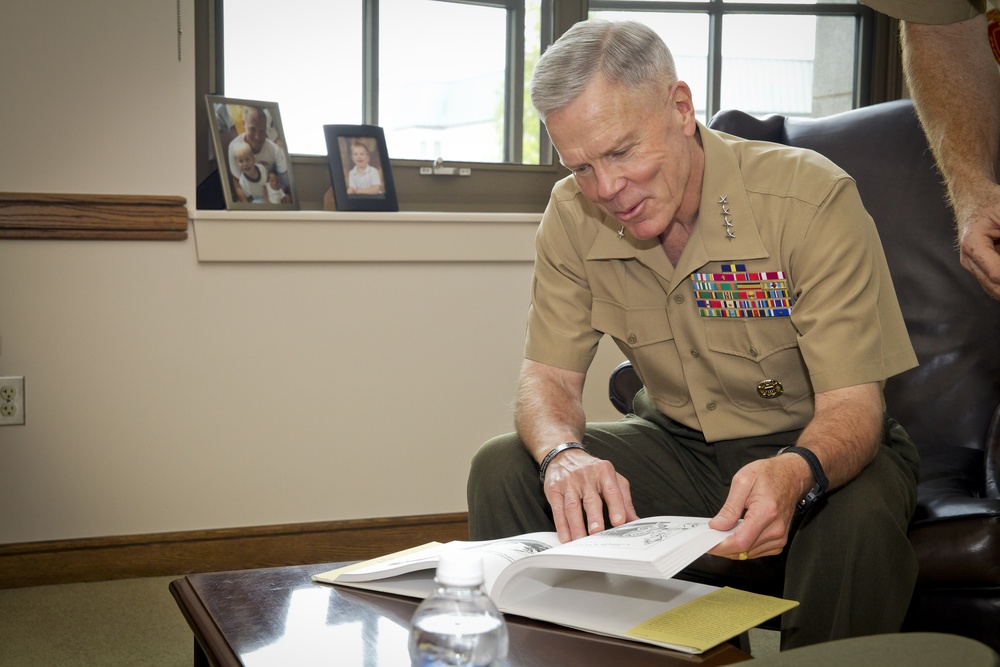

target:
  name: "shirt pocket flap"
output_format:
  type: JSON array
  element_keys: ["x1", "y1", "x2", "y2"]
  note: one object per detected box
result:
[
  {"x1": 705, "y1": 318, "x2": 798, "y2": 361},
  {"x1": 592, "y1": 298, "x2": 673, "y2": 348}
]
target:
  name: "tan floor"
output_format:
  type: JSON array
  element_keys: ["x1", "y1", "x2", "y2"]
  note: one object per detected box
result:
[{"x1": 0, "y1": 576, "x2": 191, "y2": 667}]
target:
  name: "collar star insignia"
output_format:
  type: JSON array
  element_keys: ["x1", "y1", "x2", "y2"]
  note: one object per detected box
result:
[{"x1": 719, "y1": 195, "x2": 736, "y2": 239}]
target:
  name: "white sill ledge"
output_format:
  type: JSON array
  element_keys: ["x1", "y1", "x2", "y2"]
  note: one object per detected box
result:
[{"x1": 191, "y1": 210, "x2": 541, "y2": 263}]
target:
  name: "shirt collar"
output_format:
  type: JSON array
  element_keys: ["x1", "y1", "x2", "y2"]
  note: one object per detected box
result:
[{"x1": 586, "y1": 122, "x2": 769, "y2": 281}]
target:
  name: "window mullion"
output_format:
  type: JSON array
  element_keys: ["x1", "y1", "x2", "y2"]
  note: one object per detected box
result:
[
  {"x1": 363, "y1": 0, "x2": 379, "y2": 124},
  {"x1": 707, "y1": 3, "x2": 723, "y2": 120},
  {"x1": 506, "y1": 1, "x2": 526, "y2": 163}
]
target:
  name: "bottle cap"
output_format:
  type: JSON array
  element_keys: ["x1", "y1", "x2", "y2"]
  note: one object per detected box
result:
[{"x1": 435, "y1": 549, "x2": 484, "y2": 587}]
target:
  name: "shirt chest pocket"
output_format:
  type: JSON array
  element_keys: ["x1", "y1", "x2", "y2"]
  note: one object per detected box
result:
[
  {"x1": 704, "y1": 318, "x2": 810, "y2": 411},
  {"x1": 591, "y1": 298, "x2": 689, "y2": 407}
]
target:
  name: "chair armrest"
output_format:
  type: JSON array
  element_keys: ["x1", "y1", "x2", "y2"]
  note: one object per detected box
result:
[{"x1": 609, "y1": 361, "x2": 642, "y2": 415}]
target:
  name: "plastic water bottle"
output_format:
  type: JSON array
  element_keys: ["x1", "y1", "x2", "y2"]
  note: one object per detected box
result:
[{"x1": 408, "y1": 549, "x2": 509, "y2": 666}]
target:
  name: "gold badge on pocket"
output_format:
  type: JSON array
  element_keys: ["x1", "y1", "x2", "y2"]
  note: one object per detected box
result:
[{"x1": 757, "y1": 379, "x2": 783, "y2": 399}]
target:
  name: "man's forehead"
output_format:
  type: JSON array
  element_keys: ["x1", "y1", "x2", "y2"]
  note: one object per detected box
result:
[{"x1": 552, "y1": 124, "x2": 634, "y2": 169}]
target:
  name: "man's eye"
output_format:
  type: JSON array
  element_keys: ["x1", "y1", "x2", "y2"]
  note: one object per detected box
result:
[{"x1": 573, "y1": 165, "x2": 590, "y2": 175}]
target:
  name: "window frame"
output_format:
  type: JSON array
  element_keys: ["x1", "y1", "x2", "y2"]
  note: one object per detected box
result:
[{"x1": 194, "y1": 0, "x2": 886, "y2": 213}]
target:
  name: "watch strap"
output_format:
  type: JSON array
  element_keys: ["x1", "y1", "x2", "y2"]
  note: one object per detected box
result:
[{"x1": 778, "y1": 446, "x2": 829, "y2": 512}]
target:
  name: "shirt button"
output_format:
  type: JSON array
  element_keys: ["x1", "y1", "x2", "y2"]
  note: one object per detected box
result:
[
  {"x1": 627, "y1": 333, "x2": 638, "y2": 345},
  {"x1": 749, "y1": 346, "x2": 759, "y2": 357},
  {"x1": 706, "y1": 401, "x2": 717, "y2": 411},
  {"x1": 673, "y1": 294, "x2": 685, "y2": 304},
  {"x1": 690, "y1": 349, "x2": 700, "y2": 358}
]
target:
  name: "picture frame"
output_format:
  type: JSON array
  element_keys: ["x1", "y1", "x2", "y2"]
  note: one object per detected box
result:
[
  {"x1": 324, "y1": 124, "x2": 398, "y2": 212},
  {"x1": 205, "y1": 95, "x2": 297, "y2": 210}
]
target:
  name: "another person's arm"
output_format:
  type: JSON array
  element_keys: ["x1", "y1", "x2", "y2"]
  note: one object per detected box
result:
[
  {"x1": 902, "y1": 14, "x2": 1000, "y2": 299},
  {"x1": 515, "y1": 358, "x2": 639, "y2": 543},
  {"x1": 709, "y1": 382, "x2": 884, "y2": 558}
]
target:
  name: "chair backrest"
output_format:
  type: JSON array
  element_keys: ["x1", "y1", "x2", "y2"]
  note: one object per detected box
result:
[{"x1": 708, "y1": 100, "x2": 1000, "y2": 514}]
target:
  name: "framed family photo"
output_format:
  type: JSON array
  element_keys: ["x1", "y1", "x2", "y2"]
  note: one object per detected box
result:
[
  {"x1": 206, "y1": 95, "x2": 298, "y2": 210},
  {"x1": 324, "y1": 124, "x2": 398, "y2": 212}
]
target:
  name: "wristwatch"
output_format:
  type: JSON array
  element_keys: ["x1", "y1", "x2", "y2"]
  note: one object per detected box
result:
[{"x1": 777, "y1": 446, "x2": 828, "y2": 513}]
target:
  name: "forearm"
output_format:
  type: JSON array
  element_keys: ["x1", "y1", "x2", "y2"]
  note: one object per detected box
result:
[
  {"x1": 514, "y1": 359, "x2": 587, "y2": 464},
  {"x1": 902, "y1": 16, "x2": 1000, "y2": 217},
  {"x1": 793, "y1": 382, "x2": 884, "y2": 491}
]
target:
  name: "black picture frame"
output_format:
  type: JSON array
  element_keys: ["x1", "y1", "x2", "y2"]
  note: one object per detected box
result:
[
  {"x1": 205, "y1": 95, "x2": 297, "y2": 210},
  {"x1": 324, "y1": 124, "x2": 398, "y2": 212}
]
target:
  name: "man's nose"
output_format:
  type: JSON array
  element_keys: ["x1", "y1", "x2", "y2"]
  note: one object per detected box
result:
[{"x1": 594, "y1": 166, "x2": 624, "y2": 201}]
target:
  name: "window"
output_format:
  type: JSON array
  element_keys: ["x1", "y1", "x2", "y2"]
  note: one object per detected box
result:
[
  {"x1": 221, "y1": 0, "x2": 542, "y2": 165},
  {"x1": 204, "y1": 0, "x2": 879, "y2": 212},
  {"x1": 589, "y1": 1, "x2": 874, "y2": 123}
]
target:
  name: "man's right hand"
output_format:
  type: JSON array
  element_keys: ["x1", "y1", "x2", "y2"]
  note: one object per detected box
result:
[{"x1": 541, "y1": 446, "x2": 639, "y2": 543}]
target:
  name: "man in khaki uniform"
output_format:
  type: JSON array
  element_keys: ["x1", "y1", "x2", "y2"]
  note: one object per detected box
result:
[
  {"x1": 863, "y1": 0, "x2": 1000, "y2": 300},
  {"x1": 468, "y1": 19, "x2": 920, "y2": 649}
]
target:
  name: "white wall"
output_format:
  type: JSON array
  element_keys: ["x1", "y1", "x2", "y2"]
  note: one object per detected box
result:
[{"x1": 0, "y1": 0, "x2": 621, "y2": 544}]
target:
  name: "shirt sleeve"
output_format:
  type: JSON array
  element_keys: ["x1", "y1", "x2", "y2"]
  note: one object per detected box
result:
[
  {"x1": 787, "y1": 175, "x2": 917, "y2": 393},
  {"x1": 523, "y1": 191, "x2": 605, "y2": 373},
  {"x1": 861, "y1": 0, "x2": 985, "y2": 24}
]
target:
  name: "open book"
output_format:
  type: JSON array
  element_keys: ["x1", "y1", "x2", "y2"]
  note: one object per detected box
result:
[{"x1": 314, "y1": 516, "x2": 797, "y2": 654}]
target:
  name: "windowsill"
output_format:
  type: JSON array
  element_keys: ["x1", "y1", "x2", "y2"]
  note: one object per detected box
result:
[{"x1": 191, "y1": 209, "x2": 541, "y2": 262}]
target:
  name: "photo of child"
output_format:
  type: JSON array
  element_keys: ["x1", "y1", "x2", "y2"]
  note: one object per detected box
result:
[
  {"x1": 205, "y1": 95, "x2": 297, "y2": 210},
  {"x1": 232, "y1": 142, "x2": 269, "y2": 204},
  {"x1": 266, "y1": 169, "x2": 291, "y2": 204},
  {"x1": 323, "y1": 123, "x2": 398, "y2": 212},
  {"x1": 342, "y1": 138, "x2": 385, "y2": 197}
]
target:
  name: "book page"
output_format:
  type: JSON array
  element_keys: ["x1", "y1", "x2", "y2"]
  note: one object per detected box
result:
[
  {"x1": 492, "y1": 517, "x2": 732, "y2": 595},
  {"x1": 314, "y1": 542, "x2": 445, "y2": 583},
  {"x1": 497, "y1": 570, "x2": 719, "y2": 654},
  {"x1": 316, "y1": 532, "x2": 562, "y2": 590},
  {"x1": 625, "y1": 587, "x2": 799, "y2": 652}
]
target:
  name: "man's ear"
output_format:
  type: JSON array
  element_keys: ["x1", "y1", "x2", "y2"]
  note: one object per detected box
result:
[{"x1": 671, "y1": 81, "x2": 697, "y2": 134}]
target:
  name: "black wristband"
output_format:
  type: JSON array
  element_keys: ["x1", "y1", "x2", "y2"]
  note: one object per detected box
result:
[
  {"x1": 777, "y1": 446, "x2": 829, "y2": 513},
  {"x1": 538, "y1": 442, "x2": 586, "y2": 482}
]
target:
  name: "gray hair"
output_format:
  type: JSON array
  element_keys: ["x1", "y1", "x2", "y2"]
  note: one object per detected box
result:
[{"x1": 529, "y1": 19, "x2": 677, "y2": 122}]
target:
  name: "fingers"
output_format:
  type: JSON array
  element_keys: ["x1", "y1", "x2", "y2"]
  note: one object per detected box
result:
[
  {"x1": 960, "y1": 249, "x2": 1000, "y2": 301},
  {"x1": 546, "y1": 457, "x2": 636, "y2": 543},
  {"x1": 708, "y1": 459, "x2": 795, "y2": 559},
  {"x1": 958, "y1": 208, "x2": 1000, "y2": 300}
]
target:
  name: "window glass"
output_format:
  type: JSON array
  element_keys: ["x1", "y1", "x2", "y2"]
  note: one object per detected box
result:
[
  {"x1": 589, "y1": 11, "x2": 711, "y2": 121},
  {"x1": 720, "y1": 14, "x2": 857, "y2": 118},
  {"x1": 222, "y1": 0, "x2": 363, "y2": 155},
  {"x1": 380, "y1": 0, "x2": 508, "y2": 162}
]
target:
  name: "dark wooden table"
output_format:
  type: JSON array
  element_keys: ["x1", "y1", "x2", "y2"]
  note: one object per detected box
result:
[{"x1": 170, "y1": 563, "x2": 752, "y2": 666}]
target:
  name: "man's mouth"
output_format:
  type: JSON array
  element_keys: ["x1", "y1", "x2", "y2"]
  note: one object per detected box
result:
[{"x1": 614, "y1": 200, "x2": 643, "y2": 223}]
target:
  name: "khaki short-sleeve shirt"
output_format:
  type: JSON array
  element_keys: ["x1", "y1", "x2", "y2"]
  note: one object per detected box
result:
[{"x1": 525, "y1": 123, "x2": 917, "y2": 442}]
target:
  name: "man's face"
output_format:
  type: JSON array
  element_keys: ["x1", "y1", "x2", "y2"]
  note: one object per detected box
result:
[
  {"x1": 244, "y1": 110, "x2": 267, "y2": 153},
  {"x1": 546, "y1": 77, "x2": 698, "y2": 241}
]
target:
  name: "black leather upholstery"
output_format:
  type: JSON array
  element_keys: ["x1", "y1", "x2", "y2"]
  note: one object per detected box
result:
[{"x1": 608, "y1": 99, "x2": 1000, "y2": 650}]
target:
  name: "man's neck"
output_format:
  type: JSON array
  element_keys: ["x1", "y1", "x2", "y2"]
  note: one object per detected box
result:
[{"x1": 660, "y1": 129, "x2": 705, "y2": 266}]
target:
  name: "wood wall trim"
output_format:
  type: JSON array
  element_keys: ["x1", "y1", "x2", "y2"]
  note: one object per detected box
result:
[
  {"x1": 0, "y1": 192, "x2": 189, "y2": 240},
  {"x1": 0, "y1": 512, "x2": 469, "y2": 589}
]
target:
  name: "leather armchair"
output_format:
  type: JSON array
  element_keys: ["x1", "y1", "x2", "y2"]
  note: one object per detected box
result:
[{"x1": 608, "y1": 99, "x2": 1000, "y2": 650}]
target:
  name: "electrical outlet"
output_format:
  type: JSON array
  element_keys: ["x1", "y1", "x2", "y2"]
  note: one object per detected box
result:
[{"x1": 0, "y1": 376, "x2": 25, "y2": 426}]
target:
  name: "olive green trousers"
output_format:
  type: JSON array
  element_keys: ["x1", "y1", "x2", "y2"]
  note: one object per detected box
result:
[{"x1": 467, "y1": 390, "x2": 920, "y2": 650}]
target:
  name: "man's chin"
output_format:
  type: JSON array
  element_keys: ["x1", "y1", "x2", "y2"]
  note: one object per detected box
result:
[{"x1": 626, "y1": 221, "x2": 663, "y2": 241}]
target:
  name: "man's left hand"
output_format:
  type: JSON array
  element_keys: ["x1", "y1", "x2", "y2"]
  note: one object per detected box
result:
[{"x1": 707, "y1": 453, "x2": 812, "y2": 559}]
